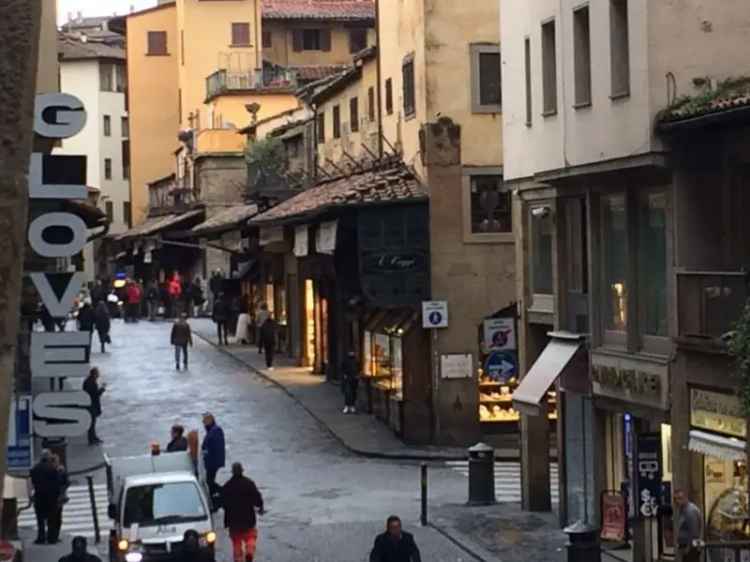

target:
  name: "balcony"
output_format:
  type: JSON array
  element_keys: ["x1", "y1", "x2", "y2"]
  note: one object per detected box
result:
[
  {"x1": 676, "y1": 270, "x2": 749, "y2": 351},
  {"x1": 206, "y1": 68, "x2": 298, "y2": 101}
]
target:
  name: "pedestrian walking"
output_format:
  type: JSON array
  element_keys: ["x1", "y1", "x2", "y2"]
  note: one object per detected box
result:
[
  {"x1": 83, "y1": 367, "x2": 106, "y2": 445},
  {"x1": 76, "y1": 299, "x2": 95, "y2": 361},
  {"x1": 94, "y1": 300, "x2": 110, "y2": 353},
  {"x1": 167, "y1": 424, "x2": 189, "y2": 452},
  {"x1": 223, "y1": 462, "x2": 264, "y2": 562},
  {"x1": 259, "y1": 315, "x2": 276, "y2": 369},
  {"x1": 341, "y1": 350, "x2": 360, "y2": 414},
  {"x1": 171, "y1": 313, "x2": 193, "y2": 370},
  {"x1": 209, "y1": 270, "x2": 223, "y2": 313},
  {"x1": 125, "y1": 281, "x2": 142, "y2": 322},
  {"x1": 201, "y1": 413, "x2": 226, "y2": 506},
  {"x1": 254, "y1": 303, "x2": 269, "y2": 353},
  {"x1": 146, "y1": 281, "x2": 160, "y2": 321},
  {"x1": 168, "y1": 274, "x2": 183, "y2": 318},
  {"x1": 58, "y1": 536, "x2": 102, "y2": 562},
  {"x1": 212, "y1": 293, "x2": 229, "y2": 345},
  {"x1": 370, "y1": 515, "x2": 422, "y2": 562},
  {"x1": 30, "y1": 450, "x2": 60, "y2": 544},
  {"x1": 177, "y1": 530, "x2": 213, "y2": 562},
  {"x1": 90, "y1": 280, "x2": 105, "y2": 306},
  {"x1": 47, "y1": 454, "x2": 70, "y2": 544},
  {"x1": 191, "y1": 277, "x2": 205, "y2": 317},
  {"x1": 675, "y1": 489, "x2": 702, "y2": 562}
]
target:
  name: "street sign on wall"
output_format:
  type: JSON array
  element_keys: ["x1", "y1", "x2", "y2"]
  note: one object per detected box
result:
[
  {"x1": 422, "y1": 301, "x2": 448, "y2": 328},
  {"x1": 6, "y1": 396, "x2": 33, "y2": 472}
]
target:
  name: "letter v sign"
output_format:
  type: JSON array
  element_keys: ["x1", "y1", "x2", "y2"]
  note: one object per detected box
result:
[{"x1": 30, "y1": 272, "x2": 83, "y2": 317}]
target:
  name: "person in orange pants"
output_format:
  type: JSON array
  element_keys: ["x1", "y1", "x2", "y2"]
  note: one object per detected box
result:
[{"x1": 222, "y1": 463, "x2": 264, "y2": 562}]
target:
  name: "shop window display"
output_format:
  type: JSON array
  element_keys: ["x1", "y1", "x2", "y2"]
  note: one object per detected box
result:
[
  {"x1": 705, "y1": 457, "x2": 749, "y2": 560},
  {"x1": 361, "y1": 311, "x2": 408, "y2": 398}
]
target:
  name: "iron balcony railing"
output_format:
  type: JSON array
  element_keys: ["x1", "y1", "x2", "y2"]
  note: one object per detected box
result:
[
  {"x1": 206, "y1": 68, "x2": 298, "y2": 100},
  {"x1": 676, "y1": 270, "x2": 748, "y2": 341}
]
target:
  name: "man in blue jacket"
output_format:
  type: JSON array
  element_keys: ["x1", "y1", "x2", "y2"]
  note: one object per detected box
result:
[{"x1": 201, "y1": 412, "x2": 226, "y2": 506}]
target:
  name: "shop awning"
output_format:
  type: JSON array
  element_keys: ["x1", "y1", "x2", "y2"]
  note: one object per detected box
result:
[
  {"x1": 513, "y1": 332, "x2": 584, "y2": 416},
  {"x1": 116, "y1": 210, "x2": 204, "y2": 241},
  {"x1": 688, "y1": 430, "x2": 747, "y2": 461}
]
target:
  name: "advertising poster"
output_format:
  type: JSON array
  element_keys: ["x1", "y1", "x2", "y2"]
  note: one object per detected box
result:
[
  {"x1": 483, "y1": 318, "x2": 516, "y2": 351},
  {"x1": 601, "y1": 492, "x2": 627, "y2": 542}
]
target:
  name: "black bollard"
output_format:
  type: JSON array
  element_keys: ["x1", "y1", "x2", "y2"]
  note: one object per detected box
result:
[{"x1": 420, "y1": 463, "x2": 428, "y2": 526}]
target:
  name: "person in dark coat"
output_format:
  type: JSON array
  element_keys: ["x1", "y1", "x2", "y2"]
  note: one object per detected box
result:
[
  {"x1": 212, "y1": 293, "x2": 229, "y2": 345},
  {"x1": 58, "y1": 536, "x2": 102, "y2": 562},
  {"x1": 223, "y1": 463, "x2": 264, "y2": 562},
  {"x1": 175, "y1": 529, "x2": 213, "y2": 562},
  {"x1": 201, "y1": 413, "x2": 225, "y2": 504},
  {"x1": 90, "y1": 281, "x2": 105, "y2": 307},
  {"x1": 83, "y1": 367, "x2": 106, "y2": 445},
  {"x1": 167, "y1": 424, "x2": 189, "y2": 452},
  {"x1": 30, "y1": 451, "x2": 60, "y2": 544},
  {"x1": 93, "y1": 301, "x2": 110, "y2": 353},
  {"x1": 47, "y1": 453, "x2": 70, "y2": 544},
  {"x1": 171, "y1": 313, "x2": 193, "y2": 370},
  {"x1": 146, "y1": 281, "x2": 160, "y2": 321},
  {"x1": 259, "y1": 316, "x2": 277, "y2": 369},
  {"x1": 341, "y1": 350, "x2": 360, "y2": 414},
  {"x1": 77, "y1": 299, "x2": 96, "y2": 361},
  {"x1": 370, "y1": 516, "x2": 421, "y2": 562}
]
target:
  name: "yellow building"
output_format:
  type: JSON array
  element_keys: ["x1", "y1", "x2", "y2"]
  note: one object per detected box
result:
[{"x1": 377, "y1": 1, "x2": 513, "y2": 445}]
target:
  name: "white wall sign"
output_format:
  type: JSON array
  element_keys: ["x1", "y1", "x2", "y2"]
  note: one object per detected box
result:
[
  {"x1": 441, "y1": 354, "x2": 473, "y2": 379},
  {"x1": 27, "y1": 93, "x2": 93, "y2": 438},
  {"x1": 422, "y1": 301, "x2": 448, "y2": 328}
]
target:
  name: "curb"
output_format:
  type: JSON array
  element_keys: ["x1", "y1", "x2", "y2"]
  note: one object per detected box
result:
[
  {"x1": 195, "y1": 331, "x2": 477, "y2": 462},
  {"x1": 428, "y1": 522, "x2": 493, "y2": 562}
]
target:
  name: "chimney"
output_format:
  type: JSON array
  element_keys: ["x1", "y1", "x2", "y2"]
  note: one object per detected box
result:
[
  {"x1": 67, "y1": 11, "x2": 73, "y2": 22},
  {"x1": 77, "y1": 10, "x2": 83, "y2": 21}
]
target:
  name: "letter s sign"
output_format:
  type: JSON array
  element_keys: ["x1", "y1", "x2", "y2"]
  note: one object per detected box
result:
[{"x1": 33, "y1": 391, "x2": 92, "y2": 438}]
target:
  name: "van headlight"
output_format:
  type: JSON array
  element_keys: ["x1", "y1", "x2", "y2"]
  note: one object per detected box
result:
[
  {"x1": 199, "y1": 531, "x2": 217, "y2": 547},
  {"x1": 117, "y1": 539, "x2": 129, "y2": 551},
  {"x1": 124, "y1": 553, "x2": 143, "y2": 562}
]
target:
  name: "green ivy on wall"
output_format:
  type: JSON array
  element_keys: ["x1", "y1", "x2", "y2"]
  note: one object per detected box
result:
[{"x1": 728, "y1": 301, "x2": 750, "y2": 417}]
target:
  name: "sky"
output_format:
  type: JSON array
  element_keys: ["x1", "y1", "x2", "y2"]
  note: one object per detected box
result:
[{"x1": 57, "y1": 0, "x2": 157, "y2": 24}]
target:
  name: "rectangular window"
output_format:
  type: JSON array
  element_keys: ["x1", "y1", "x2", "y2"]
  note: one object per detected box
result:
[
  {"x1": 610, "y1": 0, "x2": 630, "y2": 97},
  {"x1": 602, "y1": 194, "x2": 628, "y2": 332},
  {"x1": 471, "y1": 44, "x2": 501, "y2": 113},
  {"x1": 99, "y1": 62, "x2": 113, "y2": 92},
  {"x1": 541, "y1": 19, "x2": 557, "y2": 115},
  {"x1": 104, "y1": 158, "x2": 112, "y2": 180},
  {"x1": 332, "y1": 105, "x2": 341, "y2": 139},
  {"x1": 121, "y1": 117, "x2": 129, "y2": 138},
  {"x1": 563, "y1": 198, "x2": 589, "y2": 333},
  {"x1": 402, "y1": 58, "x2": 415, "y2": 117},
  {"x1": 147, "y1": 31, "x2": 168, "y2": 56},
  {"x1": 524, "y1": 37, "x2": 532, "y2": 125},
  {"x1": 368, "y1": 87, "x2": 375, "y2": 122},
  {"x1": 231, "y1": 22, "x2": 251, "y2": 47},
  {"x1": 115, "y1": 64, "x2": 126, "y2": 93},
  {"x1": 637, "y1": 191, "x2": 667, "y2": 337},
  {"x1": 181, "y1": 30, "x2": 185, "y2": 65},
  {"x1": 531, "y1": 208, "x2": 554, "y2": 294},
  {"x1": 295, "y1": 29, "x2": 330, "y2": 51},
  {"x1": 103, "y1": 115, "x2": 111, "y2": 137},
  {"x1": 470, "y1": 176, "x2": 511, "y2": 234},
  {"x1": 573, "y1": 6, "x2": 592, "y2": 107},
  {"x1": 385, "y1": 78, "x2": 393, "y2": 115},
  {"x1": 262, "y1": 31, "x2": 272, "y2": 49},
  {"x1": 349, "y1": 28, "x2": 367, "y2": 53},
  {"x1": 317, "y1": 112, "x2": 325, "y2": 143},
  {"x1": 105, "y1": 201, "x2": 113, "y2": 222},
  {"x1": 123, "y1": 202, "x2": 132, "y2": 228},
  {"x1": 349, "y1": 97, "x2": 359, "y2": 132},
  {"x1": 122, "y1": 140, "x2": 130, "y2": 179}
]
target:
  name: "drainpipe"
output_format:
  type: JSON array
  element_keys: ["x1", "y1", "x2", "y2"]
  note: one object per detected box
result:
[{"x1": 375, "y1": 0, "x2": 383, "y2": 158}]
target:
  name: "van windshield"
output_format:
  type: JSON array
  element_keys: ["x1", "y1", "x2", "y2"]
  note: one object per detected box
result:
[{"x1": 123, "y1": 482, "x2": 206, "y2": 527}]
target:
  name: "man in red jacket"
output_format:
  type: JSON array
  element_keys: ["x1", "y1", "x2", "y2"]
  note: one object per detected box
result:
[
  {"x1": 223, "y1": 462, "x2": 264, "y2": 562},
  {"x1": 125, "y1": 281, "x2": 142, "y2": 323}
]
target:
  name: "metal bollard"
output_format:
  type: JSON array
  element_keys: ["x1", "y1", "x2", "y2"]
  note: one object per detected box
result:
[
  {"x1": 563, "y1": 521, "x2": 601, "y2": 562},
  {"x1": 468, "y1": 443, "x2": 495, "y2": 505},
  {"x1": 86, "y1": 476, "x2": 101, "y2": 544},
  {"x1": 420, "y1": 463, "x2": 428, "y2": 526},
  {"x1": 1, "y1": 498, "x2": 18, "y2": 540}
]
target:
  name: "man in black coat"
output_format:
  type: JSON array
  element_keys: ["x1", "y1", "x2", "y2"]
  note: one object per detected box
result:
[
  {"x1": 166, "y1": 424, "x2": 189, "y2": 452},
  {"x1": 30, "y1": 451, "x2": 60, "y2": 544},
  {"x1": 212, "y1": 293, "x2": 229, "y2": 345},
  {"x1": 223, "y1": 462, "x2": 264, "y2": 562},
  {"x1": 58, "y1": 536, "x2": 101, "y2": 562},
  {"x1": 83, "y1": 367, "x2": 106, "y2": 445},
  {"x1": 370, "y1": 516, "x2": 421, "y2": 562}
]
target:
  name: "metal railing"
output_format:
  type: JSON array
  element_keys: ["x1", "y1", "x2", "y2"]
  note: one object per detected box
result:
[
  {"x1": 676, "y1": 270, "x2": 748, "y2": 341},
  {"x1": 206, "y1": 68, "x2": 298, "y2": 99}
]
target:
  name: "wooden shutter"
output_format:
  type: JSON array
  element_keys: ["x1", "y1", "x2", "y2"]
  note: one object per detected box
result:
[
  {"x1": 147, "y1": 31, "x2": 167, "y2": 55},
  {"x1": 320, "y1": 29, "x2": 332, "y2": 52},
  {"x1": 368, "y1": 87, "x2": 375, "y2": 122},
  {"x1": 292, "y1": 30, "x2": 304, "y2": 52},
  {"x1": 231, "y1": 23, "x2": 250, "y2": 46},
  {"x1": 350, "y1": 97, "x2": 359, "y2": 132}
]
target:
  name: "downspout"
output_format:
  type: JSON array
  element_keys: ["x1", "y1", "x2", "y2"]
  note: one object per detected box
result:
[{"x1": 375, "y1": 0, "x2": 383, "y2": 158}]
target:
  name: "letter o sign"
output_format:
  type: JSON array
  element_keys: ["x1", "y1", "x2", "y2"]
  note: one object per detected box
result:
[{"x1": 28, "y1": 212, "x2": 87, "y2": 258}]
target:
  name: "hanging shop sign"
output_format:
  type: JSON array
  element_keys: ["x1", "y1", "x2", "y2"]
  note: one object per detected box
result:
[
  {"x1": 591, "y1": 352, "x2": 668, "y2": 411},
  {"x1": 483, "y1": 317, "x2": 516, "y2": 351},
  {"x1": 690, "y1": 388, "x2": 747, "y2": 439},
  {"x1": 422, "y1": 301, "x2": 448, "y2": 329},
  {"x1": 315, "y1": 220, "x2": 337, "y2": 255},
  {"x1": 27, "y1": 93, "x2": 93, "y2": 438},
  {"x1": 636, "y1": 433, "x2": 662, "y2": 518},
  {"x1": 600, "y1": 492, "x2": 627, "y2": 542},
  {"x1": 440, "y1": 354, "x2": 473, "y2": 379},
  {"x1": 294, "y1": 225, "x2": 309, "y2": 257},
  {"x1": 6, "y1": 396, "x2": 33, "y2": 472}
]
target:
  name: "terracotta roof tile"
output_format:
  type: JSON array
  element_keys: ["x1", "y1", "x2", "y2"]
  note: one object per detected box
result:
[
  {"x1": 250, "y1": 161, "x2": 427, "y2": 224},
  {"x1": 59, "y1": 33, "x2": 125, "y2": 61},
  {"x1": 262, "y1": 0, "x2": 375, "y2": 21},
  {"x1": 191, "y1": 205, "x2": 258, "y2": 235},
  {"x1": 291, "y1": 64, "x2": 351, "y2": 81},
  {"x1": 659, "y1": 77, "x2": 750, "y2": 125}
]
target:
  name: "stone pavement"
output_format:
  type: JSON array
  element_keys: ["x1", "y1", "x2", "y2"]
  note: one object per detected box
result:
[
  {"x1": 190, "y1": 318, "x2": 519, "y2": 461},
  {"x1": 18, "y1": 527, "x2": 103, "y2": 562}
]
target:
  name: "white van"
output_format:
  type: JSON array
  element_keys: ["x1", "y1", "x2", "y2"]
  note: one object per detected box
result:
[{"x1": 105, "y1": 452, "x2": 215, "y2": 562}]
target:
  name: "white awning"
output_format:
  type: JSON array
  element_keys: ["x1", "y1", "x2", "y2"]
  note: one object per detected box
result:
[
  {"x1": 513, "y1": 333, "x2": 583, "y2": 416},
  {"x1": 688, "y1": 429, "x2": 747, "y2": 461}
]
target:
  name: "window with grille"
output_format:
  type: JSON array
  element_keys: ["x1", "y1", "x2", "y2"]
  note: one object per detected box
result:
[
  {"x1": 385, "y1": 78, "x2": 393, "y2": 115},
  {"x1": 402, "y1": 58, "x2": 415, "y2": 118},
  {"x1": 470, "y1": 176, "x2": 511, "y2": 233},
  {"x1": 333, "y1": 105, "x2": 341, "y2": 139},
  {"x1": 350, "y1": 97, "x2": 359, "y2": 132}
]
